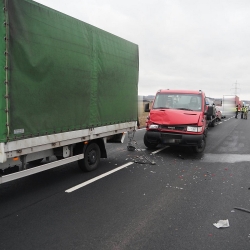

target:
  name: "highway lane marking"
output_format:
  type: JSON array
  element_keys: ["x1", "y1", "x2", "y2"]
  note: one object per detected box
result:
[
  {"x1": 202, "y1": 153, "x2": 250, "y2": 163},
  {"x1": 135, "y1": 128, "x2": 146, "y2": 131},
  {"x1": 228, "y1": 116, "x2": 235, "y2": 120},
  {"x1": 151, "y1": 146, "x2": 169, "y2": 154},
  {"x1": 65, "y1": 162, "x2": 134, "y2": 193}
]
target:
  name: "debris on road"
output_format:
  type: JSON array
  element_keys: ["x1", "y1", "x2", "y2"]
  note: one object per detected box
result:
[
  {"x1": 128, "y1": 139, "x2": 156, "y2": 165},
  {"x1": 234, "y1": 207, "x2": 250, "y2": 214},
  {"x1": 166, "y1": 184, "x2": 184, "y2": 190},
  {"x1": 178, "y1": 154, "x2": 184, "y2": 159},
  {"x1": 213, "y1": 219, "x2": 230, "y2": 228}
]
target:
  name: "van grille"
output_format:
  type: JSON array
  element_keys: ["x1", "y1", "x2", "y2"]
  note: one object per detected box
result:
[{"x1": 160, "y1": 125, "x2": 186, "y2": 131}]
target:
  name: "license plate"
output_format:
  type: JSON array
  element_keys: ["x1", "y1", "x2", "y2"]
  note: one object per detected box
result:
[{"x1": 168, "y1": 139, "x2": 175, "y2": 143}]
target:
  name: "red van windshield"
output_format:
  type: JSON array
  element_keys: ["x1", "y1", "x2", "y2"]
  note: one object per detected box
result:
[{"x1": 153, "y1": 93, "x2": 202, "y2": 111}]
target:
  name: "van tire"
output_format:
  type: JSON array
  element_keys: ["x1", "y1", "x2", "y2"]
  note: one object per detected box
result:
[
  {"x1": 193, "y1": 136, "x2": 206, "y2": 153},
  {"x1": 144, "y1": 134, "x2": 158, "y2": 149}
]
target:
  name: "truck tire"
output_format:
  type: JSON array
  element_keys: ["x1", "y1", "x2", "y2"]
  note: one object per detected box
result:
[
  {"x1": 193, "y1": 135, "x2": 206, "y2": 153},
  {"x1": 78, "y1": 143, "x2": 101, "y2": 172},
  {"x1": 210, "y1": 119, "x2": 216, "y2": 127},
  {"x1": 144, "y1": 133, "x2": 158, "y2": 149}
]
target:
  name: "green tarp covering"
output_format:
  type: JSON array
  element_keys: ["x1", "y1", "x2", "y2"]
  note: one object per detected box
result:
[
  {"x1": 0, "y1": 0, "x2": 7, "y2": 142},
  {"x1": 0, "y1": 0, "x2": 139, "y2": 142}
]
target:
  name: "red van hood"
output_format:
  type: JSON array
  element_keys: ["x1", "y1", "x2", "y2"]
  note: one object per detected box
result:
[{"x1": 149, "y1": 109, "x2": 201, "y2": 125}]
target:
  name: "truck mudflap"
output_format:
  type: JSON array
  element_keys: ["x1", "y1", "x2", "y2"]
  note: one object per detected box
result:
[{"x1": 145, "y1": 131, "x2": 204, "y2": 146}]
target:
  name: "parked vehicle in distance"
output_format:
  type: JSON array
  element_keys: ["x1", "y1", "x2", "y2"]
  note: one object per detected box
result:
[
  {"x1": 144, "y1": 89, "x2": 214, "y2": 153},
  {"x1": 215, "y1": 106, "x2": 225, "y2": 120}
]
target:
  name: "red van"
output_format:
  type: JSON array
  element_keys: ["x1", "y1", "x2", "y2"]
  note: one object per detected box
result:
[{"x1": 144, "y1": 89, "x2": 212, "y2": 153}]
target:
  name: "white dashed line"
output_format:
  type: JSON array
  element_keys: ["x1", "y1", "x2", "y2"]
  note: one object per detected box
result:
[
  {"x1": 151, "y1": 146, "x2": 169, "y2": 154},
  {"x1": 65, "y1": 162, "x2": 134, "y2": 193}
]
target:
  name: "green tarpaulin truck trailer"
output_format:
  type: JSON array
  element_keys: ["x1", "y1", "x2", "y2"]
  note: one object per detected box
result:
[{"x1": 0, "y1": 0, "x2": 139, "y2": 183}]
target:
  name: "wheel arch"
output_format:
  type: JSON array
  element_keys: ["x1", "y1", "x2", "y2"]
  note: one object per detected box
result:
[{"x1": 74, "y1": 139, "x2": 107, "y2": 158}]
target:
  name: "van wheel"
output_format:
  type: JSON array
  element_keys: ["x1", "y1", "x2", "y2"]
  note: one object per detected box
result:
[
  {"x1": 78, "y1": 143, "x2": 100, "y2": 172},
  {"x1": 144, "y1": 134, "x2": 158, "y2": 149},
  {"x1": 193, "y1": 136, "x2": 206, "y2": 153}
]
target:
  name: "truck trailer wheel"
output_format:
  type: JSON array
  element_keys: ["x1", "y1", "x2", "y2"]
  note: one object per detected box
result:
[
  {"x1": 78, "y1": 143, "x2": 101, "y2": 172},
  {"x1": 193, "y1": 136, "x2": 206, "y2": 153},
  {"x1": 144, "y1": 133, "x2": 158, "y2": 149}
]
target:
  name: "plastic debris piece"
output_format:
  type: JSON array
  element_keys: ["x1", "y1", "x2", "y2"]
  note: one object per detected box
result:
[
  {"x1": 234, "y1": 207, "x2": 250, "y2": 213},
  {"x1": 178, "y1": 154, "x2": 184, "y2": 159},
  {"x1": 213, "y1": 219, "x2": 230, "y2": 228}
]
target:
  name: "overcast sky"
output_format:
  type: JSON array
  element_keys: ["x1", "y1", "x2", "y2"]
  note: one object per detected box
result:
[{"x1": 35, "y1": 0, "x2": 250, "y2": 100}]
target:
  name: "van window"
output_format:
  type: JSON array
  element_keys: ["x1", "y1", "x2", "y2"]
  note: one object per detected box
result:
[{"x1": 153, "y1": 93, "x2": 202, "y2": 111}]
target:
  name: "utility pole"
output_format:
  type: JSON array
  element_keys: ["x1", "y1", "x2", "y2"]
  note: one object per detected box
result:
[{"x1": 231, "y1": 80, "x2": 240, "y2": 96}]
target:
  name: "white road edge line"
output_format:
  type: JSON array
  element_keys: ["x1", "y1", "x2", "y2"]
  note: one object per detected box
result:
[
  {"x1": 65, "y1": 162, "x2": 134, "y2": 193},
  {"x1": 151, "y1": 146, "x2": 169, "y2": 154}
]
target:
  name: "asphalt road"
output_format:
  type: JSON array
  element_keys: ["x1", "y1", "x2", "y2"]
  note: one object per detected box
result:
[{"x1": 1, "y1": 114, "x2": 250, "y2": 250}]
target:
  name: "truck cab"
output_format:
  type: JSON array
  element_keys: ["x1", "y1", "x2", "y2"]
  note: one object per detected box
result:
[{"x1": 144, "y1": 89, "x2": 211, "y2": 153}]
